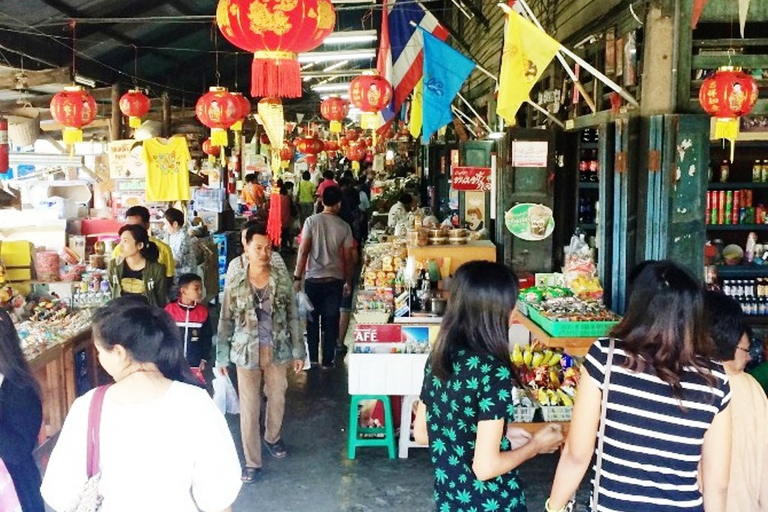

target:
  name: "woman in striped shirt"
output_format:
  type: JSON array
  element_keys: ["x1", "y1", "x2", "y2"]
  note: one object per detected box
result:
[{"x1": 547, "y1": 260, "x2": 732, "y2": 512}]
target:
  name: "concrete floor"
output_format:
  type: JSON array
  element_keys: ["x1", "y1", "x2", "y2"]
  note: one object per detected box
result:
[{"x1": 229, "y1": 356, "x2": 589, "y2": 512}]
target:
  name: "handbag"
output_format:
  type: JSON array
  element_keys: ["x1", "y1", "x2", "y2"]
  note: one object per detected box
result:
[
  {"x1": 592, "y1": 338, "x2": 616, "y2": 511},
  {"x1": 67, "y1": 385, "x2": 111, "y2": 512}
]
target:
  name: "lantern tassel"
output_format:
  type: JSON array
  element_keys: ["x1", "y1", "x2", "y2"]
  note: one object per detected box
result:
[
  {"x1": 267, "y1": 184, "x2": 282, "y2": 246},
  {"x1": 231, "y1": 120, "x2": 243, "y2": 132},
  {"x1": 715, "y1": 118, "x2": 740, "y2": 162},
  {"x1": 63, "y1": 127, "x2": 83, "y2": 145},
  {"x1": 252, "y1": 57, "x2": 301, "y2": 99},
  {"x1": 330, "y1": 120, "x2": 342, "y2": 133},
  {"x1": 129, "y1": 116, "x2": 142, "y2": 129},
  {"x1": 211, "y1": 128, "x2": 229, "y2": 147}
]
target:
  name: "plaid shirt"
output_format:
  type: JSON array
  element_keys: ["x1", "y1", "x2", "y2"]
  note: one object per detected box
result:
[{"x1": 216, "y1": 253, "x2": 304, "y2": 368}]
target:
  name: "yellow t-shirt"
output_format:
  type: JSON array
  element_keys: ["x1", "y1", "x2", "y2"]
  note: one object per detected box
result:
[
  {"x1": 112, "y1": 236, "x2": 175, "y2": 278},
  {"x1": 142, "y1": 137, "x2": 191, "y2": 201}
]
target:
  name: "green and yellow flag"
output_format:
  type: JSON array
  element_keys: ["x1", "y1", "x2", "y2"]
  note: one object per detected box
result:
[
  {"x1": 409, "y1": 78, "x2": 423, "y2": 139},
  {"x1": 496, "y1": 10, "x2": 561, "y2": 124}
]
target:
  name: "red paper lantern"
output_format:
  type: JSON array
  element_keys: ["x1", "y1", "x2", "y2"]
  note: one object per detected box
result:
[
  {"x1": 699, "y1": 66, "x2": 759, "y2": 160},
  {"x1": 50, "y1": 86, "x2": 97, "y2": 145},
  {"x1": 119, "y1": 89, "x2": 150, "y2": 129},
  {"x1": 202, "y1": 138, "x2": 221, "y2": 162},
  {"x1": 305, "y1": 154, "x2": 318, "y2": 167},
  {"x1": 324, "y1": 139, "x2": 339, "y2": 152},
  {"x1": 216, "y1": 0, "x2": 336, "y2": 98},
  {"x1": 345, "y1": 129, "x2": 359, "y2": 142},
  {"x1": 349, "y1": 74, "x2": 392, "y2": 129},
  {"x1": 297, "y1": 136, "x2": 325, "y2": 155},
  {"x1": 230, "y1": 92, "x2": 251, "y2": 132},
  {"x1": 355, "y1": 138, "x2": 368, "y2": 150},
  {"x1": 279, "y1": 142, "x2": 294, "y2": 169},
  {"x1": 320, "y1": 96, "x2": 348, "y2": 133},
  {"x1": 346, "y1": 144, "x2": 365, "y2": 170},
  {"x1": 339, "y1": 136, "x2": 349, "y2": 148},
  {"x1": 196, "y1": 87, "x2": 240, "y2": 147}
]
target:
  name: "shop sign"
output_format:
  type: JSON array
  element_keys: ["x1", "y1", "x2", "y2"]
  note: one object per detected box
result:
[
  {"x1": 505, "y1": 203, "x2": 555, "y2": 241},
  {"x1": 451, "y1": 166, "x2": 491, "y2": 192},
  {"x1": 354, "y1": 324, "x2": 402, "y2": 343},
  {"x1": 512, "y1": 140, "x2": 548, "y2": 167},
  {"x1": 108, "y1": 139, "x2": 147, "y2": 178}
]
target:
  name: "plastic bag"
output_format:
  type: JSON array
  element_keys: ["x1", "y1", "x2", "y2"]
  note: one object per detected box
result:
[
  {"x1": 297, "y1": 291, "x2": 314, "y2": 322},
  {"x1": 212, "y1": 371, "x2": 240, "y2": 415}
]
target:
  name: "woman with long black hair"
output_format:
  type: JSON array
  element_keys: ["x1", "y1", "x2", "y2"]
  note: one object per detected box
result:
[
  {"x1": 414, "y1": 261, "x2": 563, "y2": 512},
  {"x1": 41, "y1": 297, "x2": 241, "y2": 511},
  {"x1": 0, "y1": 308, "x2": 44, "y2": 512},
  {"x1": 108, "y1": 223, "x2": 167, "y2": 307}
]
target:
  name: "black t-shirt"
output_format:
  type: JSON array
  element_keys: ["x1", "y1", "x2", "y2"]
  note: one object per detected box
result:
[{"x1": 120, "y1": 265, "x2": 145, "y2": 295}]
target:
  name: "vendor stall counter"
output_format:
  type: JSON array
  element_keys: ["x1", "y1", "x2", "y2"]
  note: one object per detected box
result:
[{"x1": 407, "y1": 240, "x2": 496, "y2": 275}]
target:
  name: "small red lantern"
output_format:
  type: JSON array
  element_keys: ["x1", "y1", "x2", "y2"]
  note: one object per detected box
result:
[
  {"x1": 297, "y1": 136, "x2": 325, "y2": 155},
  {"x1": 355, "y1": 138, "x2": 368, "y2": 150},
  {"x1": 339, "y1": 136, "x2": 349, "y2": 149},
  {"x1": 50, "y1": 85, "x2": 97, "y2": 145},
  {"x1": 119, "y1": 89, "x2": 150, "y2": 129},
  {"x1": 699, "y1": 66, "x2": 759, "y2": 161},
  {"x1": 324, "y1": 139, "x2": 339, "y2": 152},
  {"x1": 196, "y1": 86, "x2": 240, "y2": 147},
  {"x1": 231, "y1": 92, "x2": 251, "y2": 132},
  {"x1": 202, "y1": 138, "x2": 221, "y2": 162},
  {"x1": 345, "y1": 129, "x2": 359, "y2": 142},
  {"x1": 346, "y1": 144, "x2": 366, "y2": 171},
  {"x1": 349, "y1": 74, "x2": 393, "y2": 130},
  {"x1": 320, "y1": 96, "x2": 348, "y2": 133},
  {"x1": 279, "y1": 143, "x2": 294, "y2": 169},
  {"x1": 305, "y1": 154, "x2": 318, "y2": 167},
  {"x1": 216, "y1": 0, "x2": 336, "y2": 98}
]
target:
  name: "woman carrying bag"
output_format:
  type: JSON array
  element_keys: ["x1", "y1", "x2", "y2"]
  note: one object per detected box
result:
[{"x1": 546, "y1": 260, "x2": 732, "y2": 512}]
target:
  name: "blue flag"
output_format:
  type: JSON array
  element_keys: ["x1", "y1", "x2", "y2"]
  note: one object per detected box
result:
[{"x1": 420, "y1": 28, "x2": 475, "y2": 144}]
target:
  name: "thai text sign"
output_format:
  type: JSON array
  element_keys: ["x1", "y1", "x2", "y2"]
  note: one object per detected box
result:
[{"x1": 451, "y1": 166, "x2": 492, "y2": 192}]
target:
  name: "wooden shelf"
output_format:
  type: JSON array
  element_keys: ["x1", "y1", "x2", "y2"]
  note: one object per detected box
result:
[
  {"x1": 708, "y1": 182, "x2": 768, "y2": 190},
  {"x1": 707, "y1": 224, "x2": 768, "y2": 230},
  {"x1": 716, "y1": 265, "x2": 768, "y2": 278},
  {"x1": 516, "y1": 313, "x2": 594, "y2": 357}
]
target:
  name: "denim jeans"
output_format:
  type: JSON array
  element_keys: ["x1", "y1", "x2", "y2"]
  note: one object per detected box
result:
[{"x1": 304, "y1": 278, "x2": 344, "y2": 366}]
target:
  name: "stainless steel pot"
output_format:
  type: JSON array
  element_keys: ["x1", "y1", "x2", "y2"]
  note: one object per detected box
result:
[{"x1": 430, "y1": 297, "x2": 447, "y2": 316}]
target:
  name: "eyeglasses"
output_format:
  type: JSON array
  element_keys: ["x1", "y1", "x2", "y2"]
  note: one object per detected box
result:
[{"x1": 736, "y1": 345, "x2": 751, "y2": 354}]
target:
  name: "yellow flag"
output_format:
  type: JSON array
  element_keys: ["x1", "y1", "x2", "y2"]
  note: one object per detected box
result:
[
  {"x1": 409, "y1": 78, "x2": 423, "y2": 139},
  {"x1": 496, "y1": 11, "x2": 561, "y2": 124}
]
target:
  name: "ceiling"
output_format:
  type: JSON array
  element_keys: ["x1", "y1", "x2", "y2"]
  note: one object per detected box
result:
[{"x1": 0, "y1": 0, "x2": 420, "y2": 123}]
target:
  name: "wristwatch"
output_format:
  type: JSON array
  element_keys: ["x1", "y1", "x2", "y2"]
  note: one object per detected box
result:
[{"x1": 293, "y1": 275, "x2": 302, "y2": 281}]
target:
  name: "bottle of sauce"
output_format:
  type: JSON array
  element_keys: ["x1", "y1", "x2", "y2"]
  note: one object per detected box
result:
[{"x1": 720, "y1": 160, "x2": 730, "y2": 183}]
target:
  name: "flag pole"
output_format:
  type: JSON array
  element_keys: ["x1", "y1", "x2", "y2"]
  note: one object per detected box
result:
[
  {"x1": 452, "y1": 106, "x2": 480, "y2": 127},
  {"x1": 525, "y1": 100, "x2": 566, "y2": 129},
  {"x1": 457, "y1": 93, "x2": 494, "y2": 133},
  {"x1": 451, "y1": 106, "x2": 479, "y2": 137},
  {"x1": 499, "y1": 2, "x2": 640, "y2": 109},
  {"x1": 511, "y1": 0, "x2": 597, "y2": 113}
]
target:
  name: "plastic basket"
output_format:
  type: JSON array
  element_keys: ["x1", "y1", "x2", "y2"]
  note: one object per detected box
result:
[
  {"x1": 540, "y1": 405, "x2": 573, "y2": 422},
  {"x1": 528, "y1": 306, "x2": 619, "y2": 338},
  {"x1": 354, "y1": 310, "x2": 391, "y2": 324},
  {"x1": 512, "y1": 406, "x2": 536, "y2": 423},
  {"x1": 8, "y1": 106, "x2": 40, "y2": 147}
]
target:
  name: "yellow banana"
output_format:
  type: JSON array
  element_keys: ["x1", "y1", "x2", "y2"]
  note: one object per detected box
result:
[
  {"x1": 549, "y1": 368, "x2": 560, "y2": 388},
  {"x1": 547, "y1": 389, "x2": 560, "y2": 406},
  {"x1": 537, "y1": 388, "x2": 549, "y2": 406},
  {"x1": 549, "y1": 352, "x2": 563, "y2": 367},
  {"x1": 512, "y1": 344, "x2": 524, "y2": 365},
  {"x1": 557, "y1": 389, "x2": 573, "y2": 406},
  {"x1": 523, "y1": 348, "x2": 533, "y2": 367},
  {"x1": 541, "y1": 350, "x2": 554, "y2": 367},
  {"x1": 531, "y1": 352, "x2": 544, "y2": 368}
]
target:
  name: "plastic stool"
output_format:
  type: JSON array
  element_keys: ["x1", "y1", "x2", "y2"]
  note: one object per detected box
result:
[
  {"x1": 399, "y1": 395, "x2": 429, "y2": 458},
  {"x1": 348, "y1": 395, "x2": 396, "y2": 459}
]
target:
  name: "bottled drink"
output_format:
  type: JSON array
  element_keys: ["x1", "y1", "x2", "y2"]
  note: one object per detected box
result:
[
  {"x1": 720, "y1": 160, "x2": 730, "y2": 183},
  {"x1": 762, "y1": 160, "x2": 768, "y2": 183},
  {"x1": 755, "y1": 160, "x2": 763, "y2": 182}
]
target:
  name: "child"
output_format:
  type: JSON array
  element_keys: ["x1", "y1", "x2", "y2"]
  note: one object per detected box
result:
[{"x1": 164, "y1": 273, "x2": 212, "y2": 384}]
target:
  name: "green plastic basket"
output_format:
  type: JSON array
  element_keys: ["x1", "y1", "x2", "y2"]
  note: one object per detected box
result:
[{"x1": 528, "y1": 306, "x2": 619, "y2": 338}]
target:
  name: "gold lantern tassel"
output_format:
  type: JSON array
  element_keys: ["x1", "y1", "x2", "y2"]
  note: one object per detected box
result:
[
  {"x1": 63, "y1": 127, "x2": 83, "y2": 145},
  {"x1": 352, "y1": 161, "x2": 361, "y2": 171},
  {"x1": 129, "y1": 116, "x2": 142, "y2": 129},
  {"x1": 361, "y1": 113, "x2": 378, "y2": 130},
  {"x1": 231, "y1": 120, "x2": 243, "y2": 132},
  {"x1": 715, "y1": 118, "x2": 740, "y2": 162},
  {"x1": 330, "y1": 120, "x2": 342, "y2": 133},
  {"x1": 211, "y1": 128, "x2": 228, "y2": 147}
]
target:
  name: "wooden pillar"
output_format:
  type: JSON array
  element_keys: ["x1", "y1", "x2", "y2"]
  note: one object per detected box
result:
[
  {"x1": 110, "y1": 83, "x2": 122, "y2": 141},
  {"x1": 640, "y1": 7, "x2": 676, "y2": 115},
  {"x1": 162, "y1": 93, "x2": 171, "y2": 138}
]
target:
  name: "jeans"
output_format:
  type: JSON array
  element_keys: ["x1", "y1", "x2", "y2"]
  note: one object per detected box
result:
[
  {"x1": 236, "y1": 346, "x2": 288, "y2": 468},
  {"x1": 304, "y1": 279, "x2": 344, "y2": 366}
]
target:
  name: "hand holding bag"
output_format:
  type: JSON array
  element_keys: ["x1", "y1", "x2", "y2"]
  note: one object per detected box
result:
[{"x1": 67, "y1": 385, "x2": 111, "y2": 512}]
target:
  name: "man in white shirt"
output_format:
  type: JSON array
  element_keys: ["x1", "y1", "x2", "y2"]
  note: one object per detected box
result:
[{"x1": 387, "y1": 193, "x2": 413, "y2": 229}]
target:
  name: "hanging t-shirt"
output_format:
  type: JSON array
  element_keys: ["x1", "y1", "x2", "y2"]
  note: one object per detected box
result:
[
  {"x1": 121, "y1": 265, "x2": 145, "y2": 295},
  {"x1": 142, "y1": 137, "x2": 191, "y2": 201}
]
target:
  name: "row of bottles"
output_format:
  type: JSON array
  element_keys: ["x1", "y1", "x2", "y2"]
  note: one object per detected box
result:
[
  {"x1": 710, "y1": 159, "x2": 768, "y2": 183},
  {"x1": 722, "y1": 278, "x2": 768, "y2": 315},
  {"x1": 578, "y1": 197, "x2": 599, "y2": 224}
]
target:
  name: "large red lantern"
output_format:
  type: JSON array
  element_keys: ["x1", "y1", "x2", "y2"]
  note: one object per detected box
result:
[
  {"x1": 231, "y1": 92, "x2": 251, "y2": 132},
  {"x1": 50, "y1": 86, "x2": 97, "y2": 145},
  {"x1": 699, "y1": 66, "x2": 759, "y2": 161},
  {"x1": 216, "y1": 0, "x2": 336, "y2": 98},
  {"x1": 297, "y1": 136, "x2": 325, "y2": 155},
  {"x1": 119, "y1": 89, "x2": 150, "y2": 129},
  {"x1": 346, "y1": 144, "x2": 366, "y2": 171},
  {"x1": 320, "y1": 96, "x2": 348, "y2": 133},
  {"x1": 196, "y1": 86, "x2": 240, "y2": 147},
  {"x1": 345, "y1": 129, "x2": 359, "y2": 142},
  {"x1": 349, "y1": 74, "x2": 392, "y2": 130}
]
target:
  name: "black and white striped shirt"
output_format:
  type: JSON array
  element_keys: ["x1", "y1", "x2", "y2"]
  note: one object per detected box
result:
[{"x1": 584, "y1": 338, "x2": 731, "y2": 512}]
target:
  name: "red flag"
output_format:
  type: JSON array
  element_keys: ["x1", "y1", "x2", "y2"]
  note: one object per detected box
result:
[{"x1": 691, "y1": 0, "x2": 708, "y2": 28}]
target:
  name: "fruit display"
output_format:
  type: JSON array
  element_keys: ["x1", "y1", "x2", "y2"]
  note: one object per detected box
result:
[
  {"x1": 533, "y1": 296, "x2": 619, "y2": 322},
  {"x1": 511, "y1": 341, "x2": 580, "y2": 409}
]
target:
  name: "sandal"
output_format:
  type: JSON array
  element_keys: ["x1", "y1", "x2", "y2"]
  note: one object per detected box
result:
[
  {"x1": 263, "y1": 438, "x2": 288, "y2": 458},
  {"x1": 241, "y1": 466, "x2": 262, "y2": 483}
]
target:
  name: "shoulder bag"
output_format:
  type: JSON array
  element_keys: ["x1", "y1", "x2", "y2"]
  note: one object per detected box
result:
[
  {"x1": 592, "y1": 338, "x2": 615, "y2": 511},
  {"x1": 67, "y1": 384, "x2": 111, "y2": 512}
]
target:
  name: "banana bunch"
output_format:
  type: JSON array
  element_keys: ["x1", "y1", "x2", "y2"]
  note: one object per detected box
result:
[
  {"x1": 536, "y1": 387, "x2": 575, "y2": 406},
  {"x1": 511, "y1": 344, "x2": 563, "y2": 370}
]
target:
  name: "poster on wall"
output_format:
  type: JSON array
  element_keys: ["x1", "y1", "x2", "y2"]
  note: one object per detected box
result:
[
  {"x1": 451, "y1": 166, "x2": 491, "y2": 192},
  {"x1": 511, "y1": 141, "x2": 548, "y2": 167},
  {"x1": 464, "y1": 191, "x2": 486, "y2": 231},
  {"x1": 108, "y1": 140, "x2": 147, "y2": 179},
  {"x1": 505, "y1": 203, "x2": 555, "y2": 241}
]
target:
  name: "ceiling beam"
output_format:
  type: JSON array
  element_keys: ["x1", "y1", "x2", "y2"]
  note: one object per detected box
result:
[
  {"x1": 0, "y1": 67, "x2": 71, "y2": 90},
  {"x1": 75, "y1": 0, "x2": 199, "y2": 40}
]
